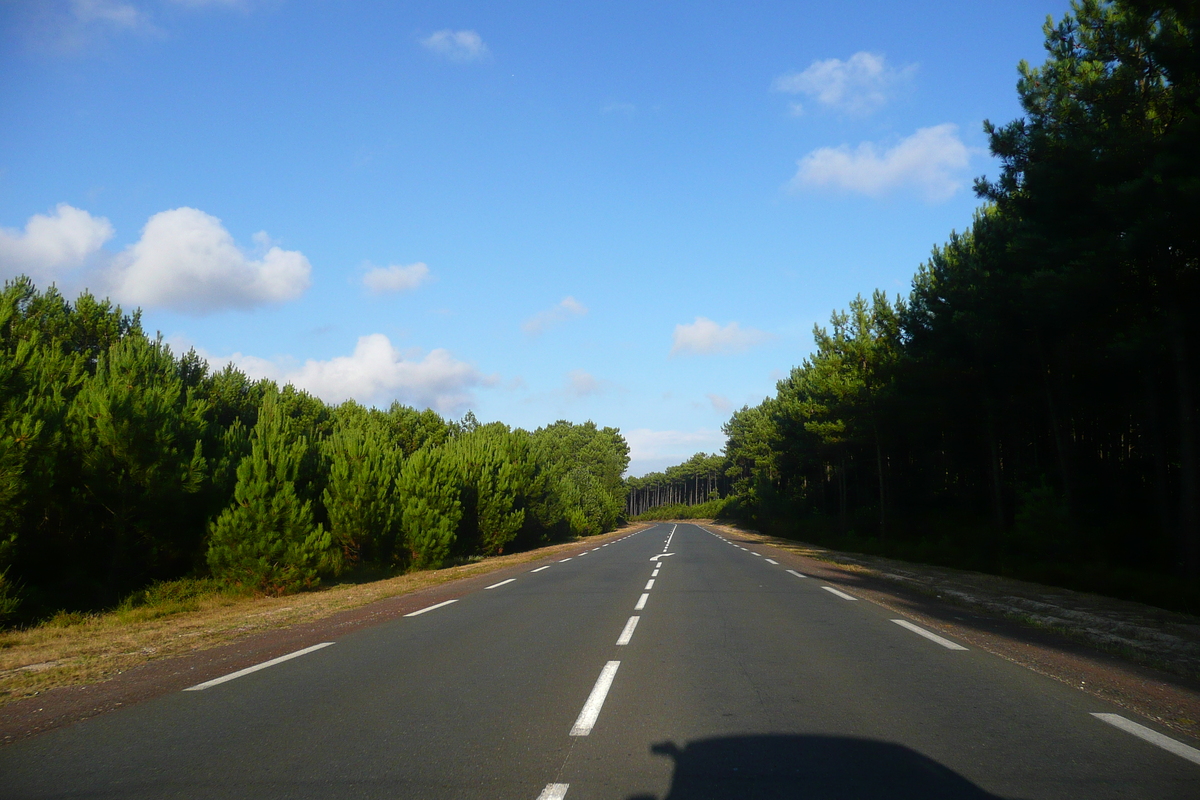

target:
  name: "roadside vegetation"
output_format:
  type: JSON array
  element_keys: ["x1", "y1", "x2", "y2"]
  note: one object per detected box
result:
[
  {"x1": 631, "y1": 1, "x2": 1200, "y2": 614},
  {"x1": 0, "y1": 284, "x2": 629, "y2": 627}
]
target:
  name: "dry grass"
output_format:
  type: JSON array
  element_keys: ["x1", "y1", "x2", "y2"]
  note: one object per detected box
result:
[{"x1": 0, "y1": 526, "x2": 649, "y2": 706}]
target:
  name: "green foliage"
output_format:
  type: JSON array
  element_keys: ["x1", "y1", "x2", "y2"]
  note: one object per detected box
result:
[
  {"x1": 206, "y1": 394, "x2": 339, "y2": 594},
  {"x1": 322, "y1": 403, "x2": 403, "y2": 565},
  {"x1": 396, "y1": 447, "x2": 462, "y2": 569}
]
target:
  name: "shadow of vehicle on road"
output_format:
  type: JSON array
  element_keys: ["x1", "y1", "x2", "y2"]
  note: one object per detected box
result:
[{"x1": 626, "y1": 735, "x2": 1017, "y2": 800}]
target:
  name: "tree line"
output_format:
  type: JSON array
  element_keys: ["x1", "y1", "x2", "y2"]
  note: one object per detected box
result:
[
  {"x1": 640, "y1": 1, "x2": 1200, "y2": 610},
  {"x1": 625, "y1": 453, "x2": 728, "y2": 517},
  {"x1": 0, "y1": 277, "x2": 629, "y2": 624}
]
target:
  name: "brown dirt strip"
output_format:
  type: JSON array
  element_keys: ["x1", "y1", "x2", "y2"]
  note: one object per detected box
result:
[
  {"x1": 694, "y1": 520, "x2": 1200, "y2": 745},
  {"x1": 0, "y1": 524, "x2": 654, "y2": 745}
]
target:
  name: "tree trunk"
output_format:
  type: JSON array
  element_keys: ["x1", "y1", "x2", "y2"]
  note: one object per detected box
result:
[{"x1": 1169, "y1": 306, "x2": 1200, "y2": 580}]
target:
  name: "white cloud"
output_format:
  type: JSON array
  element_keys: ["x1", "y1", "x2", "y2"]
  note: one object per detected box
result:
[
  {"x1": 565, "y1": 369, "x2": 604, "y2": 398},
  {"x1": 421, "y1": 29, "x2": 489, "y2": 62},
  {"x1": 624, "y1": 428, "x2": 727, "y2": 476},
  {"x1": 363, "y1": 262, "x2": 430, "y2": 294},
  {"x1": 109, "y1": 207, "x2": 311, "y2": 313},
  {"x1": 0, "y1": 203, "x2": 114, "y2": 282},
  {"x1": 522, "y1": 296, "x2": 588, "y2": 335},
  {"x1": 791, "y1": 124, "x2": 970, "y2": 202},
  {"x1": 707, "y1": 393, "x2": 732, "y2": 413},
  {"x1": 206, "y1": 334, "x2": 493, "y2": 413},
  {"x1": 773, "y1": 52, "x2": 915, "y2": 115},
  {"x1": 670, "y1": 317, "x2": 772, "y2": 356}
]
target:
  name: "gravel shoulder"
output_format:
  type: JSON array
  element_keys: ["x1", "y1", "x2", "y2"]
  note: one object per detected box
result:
[{"x1": 697, "y1": 520, "x2": 1200, "y2": 743}]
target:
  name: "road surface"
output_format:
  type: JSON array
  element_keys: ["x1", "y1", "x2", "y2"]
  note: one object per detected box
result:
[{"x1": 1, "y1": 522, "x2": 1197, "y2": 798}]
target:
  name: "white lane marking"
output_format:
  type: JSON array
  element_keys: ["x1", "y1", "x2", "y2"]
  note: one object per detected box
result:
[
  {"x1": 536, "y1": 783, "x2": 570, "y2": 800},
  {"x1": 765, "y1": 558, "x2": 778, "y2": 565},
  {"x1": 786, "y1": 569, "x2": 807, "y2": 578},
  {"x1": 559, "y1": 557, "x2": 573, "y2": 562},
  {"x1": 751, "y1": 552, "x2": 762, "y2": 557},
  {"x1": 531, "y1": 565, "x2": 552, "y2": 573},
  {"x1": 891, "y1": 619, "x2": 968, "y2": 650},
  {"x1": 822, "y1": 586, "x2": 858, "y2": 601},
  {"x1": 570, "y1": 661, "x2": 621, "y2": 736},
  {"x1": 592, "y1": 548, "x2": 600, "y2": 551},
  {"x1": 635, "y1": 593, "x2": 649, "y2": 610},
  {"x1": 616, "y1": 615, "x2": 640, "y2": 645},
  {"x1": 578, "y1": 551, "x2": 589, "y2": 556},
  {"x1": 1091, "y1": 713, "x2": 1200, "y2": 766},
  {"x1": 650, "y1": 553, "x2": 674, "y2": 561},
  {"x1": 652, "y1": 568, "x2": 660, "y2": 577},
  {"x1": 404, "y1": 599, "x2": 460, "y2": 617},
  {"x1": 184, "y1": 643, "x2": 334, "y2": 691},
  {"x1": 644, "y1": 579, "x2": 655, "y2": 590},
  {"x1": 485, "y1": 578, "x2": 516, "y2": 590}
]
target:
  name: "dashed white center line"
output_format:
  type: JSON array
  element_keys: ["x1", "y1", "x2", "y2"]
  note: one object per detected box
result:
[
  {"x1": 765, "y1": 558, "x2": 778, "y2": 565},
  {"x1": 404, "y1": 598, "x2": 460, "y2": 617},
  {"x1": 536, "y1": 783, "x2": 570, "y2": 800},
  {"x1": 184, "y1": 642, "x2": 334, "y2": 691},
  {"x1": 751, "y1": 552, "x2": 762, "y2": 557},
  {"x1": 570, "y1": 661, "x2": 621, "y2": 736},
  {"x1": 616, "y1": 615, "x2": 640, "y2": 645},
  {"x1": 635, "y1": 593, "x2": 649, "y2": 610},
  {"x1": 821, "y1": 586, "x2": 858, "y2": 601},
  {"x1": 652, "y1": 568, "x2": 660, "y2": 577},
  {"x1": 644, "y1": 579, "x2": 655, "y2": 590},
  {"x1": 485, "y1": 578, "x2": 516, "y2": 590},
  {"x1": 891, "y1": 619, "x2": 968, "y2": 650},
  {"x1": 559, "y1": 557, "x2": 573, "y2": 562},
  {"x1": 531, "y1": 565, "x2": 552, "y2": 573},
  {"x1": 786, "y1": 569, "x2": 807, "y2": 578},
  {"x1": 1092, "y1": 713, "x2": 1200, "y2": 766}
]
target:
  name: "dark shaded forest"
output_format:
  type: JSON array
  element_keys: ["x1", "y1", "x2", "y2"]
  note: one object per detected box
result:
[{"x1": 637, "y1": 0, "x2": 1200, "y2": 612}]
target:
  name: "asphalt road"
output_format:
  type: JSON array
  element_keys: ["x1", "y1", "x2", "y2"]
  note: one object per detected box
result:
[{"x1": 1, "y1": 522, "x2": 1197, "y2": 799}]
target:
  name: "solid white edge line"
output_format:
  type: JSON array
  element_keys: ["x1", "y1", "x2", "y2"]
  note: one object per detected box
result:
[
  {"x1": 786, "y1": 569, "x2": 807, "y2": 578},
  {"x1": 891, "y1": 619, "x2": 968, "y2": 650},
  {"x1": 184, "y1": 642, "x2": 334, "y2": 691},
  {"x1": 644, "y1": 579, "x2": 655, "y2": 590},
  {"x1": 536, "y1": 784, "x2": 570, "y2": 800},
  {"x1": 531, "y1": 565, "x2": 551, "y2": 573},
  {"x1": 1091, "y1": 713, "x2": 1200, "y2": 766},
  {"x1": 822, "y1": 586, "x2": 858, "y2": 601},
  {"x1": 616, "y1": 615, "x2": 640, "y2": 645},
  {"x1": 765, "y1": 558, "x2": 778, "y2": 565},
  {"x1": 404, "y1": 598, "x2": 459, "y2": 617},
  {"x1": 635, "y1": 592, "x2": 649, "y2": 610},
  {"x1": 485, "y1": 578, "x2": 516, "y2": 590},
  {"x1": 570, "y1": 661, "x2": 621, "y2": 736}
]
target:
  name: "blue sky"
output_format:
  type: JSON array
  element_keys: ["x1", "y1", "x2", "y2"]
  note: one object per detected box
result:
[{"x1": 1, "y1": 0, "x2": 1064, "y2": 474}]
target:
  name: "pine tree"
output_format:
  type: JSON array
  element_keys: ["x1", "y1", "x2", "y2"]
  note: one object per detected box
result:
[
  {"x1": 396, "y1": 447, "x2": 461, "y2": 569},
  {"x1": 207, "y1": 393, "x2": 338, "y2": 593},
  {"x1": 322, "y1": 404, "x2": 403, "y2": 566}
]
